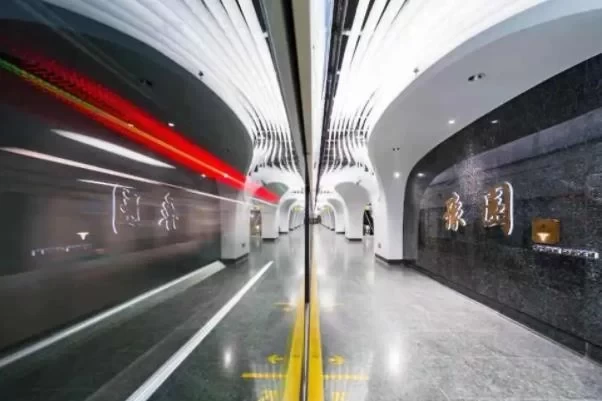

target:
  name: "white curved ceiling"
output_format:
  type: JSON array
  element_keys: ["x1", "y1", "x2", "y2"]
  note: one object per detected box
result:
[
  {"x1": 321, "y1": 0, "x2": 545, "y2": 176},
  {"x1": 43, "y1": 0, "x2": 299, "y2": 177},
  {"x1": 369, "y1": 0, "x2": 602, "y2": 187},
  {"x1": 38, "y1": 0, "x2": 602, "y2": 216},
  {"x1": 318, "y1": 0, "x2": 602, "y2": 217}
]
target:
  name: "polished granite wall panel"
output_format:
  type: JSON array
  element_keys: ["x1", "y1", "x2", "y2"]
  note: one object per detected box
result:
[
  {"x1": 417, "y1": 111, "x2": 602, "y2": 356},
  {"x1": 406, "y1": 52, "x2": 602, "y2": 260}
]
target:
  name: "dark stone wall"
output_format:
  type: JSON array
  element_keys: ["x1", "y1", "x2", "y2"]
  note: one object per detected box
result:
[
  {"x1": 405, "y1": 52, "x2": 602, "y2": 259},
  {"x1": 0, "y1": 16, "x2": 232, "y2": 349},
  {"x1": 0, "y1": 99, "x2": 223, "y2": 351},
  {"x1": 415, "y1": 55, "x2": 602, "y2": 361}
]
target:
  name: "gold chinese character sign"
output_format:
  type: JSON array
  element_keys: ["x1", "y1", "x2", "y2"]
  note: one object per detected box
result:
[
  {"x1": 483, "y1": 181, "x2": 514, "y2": 236},
  {"x1": 443, "y1": 192, "x2": 466, "y2": 232}
]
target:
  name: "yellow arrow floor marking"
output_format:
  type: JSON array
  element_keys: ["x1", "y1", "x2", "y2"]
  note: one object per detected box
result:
[
  {"x1": 328, "y1": 355, "x2": 345, "y2": 365},
  {"x1": 258, "y1": 389, "x2": 278, "y2": 401},
  {"x1": 331, "y1": 391, "x2": 346, "y2": 401},
  {"x1": 241, "y1": 372, "x2": 367, "y2": 381},
  {"x1": 267, "y1": 354, "x2": 284, "y2": 364}
]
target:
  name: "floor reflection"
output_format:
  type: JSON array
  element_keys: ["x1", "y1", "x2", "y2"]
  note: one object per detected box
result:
[{"x1": 314, "y1": 226, "x2": 602, "y2": 401}]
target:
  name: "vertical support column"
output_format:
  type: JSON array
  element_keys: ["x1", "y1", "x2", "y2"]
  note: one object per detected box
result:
[
  {"x1": 336, "y1": 183, "x2": 369, "y2": 241},
  {"x1": 261, "y1": 206, "x2": 279, "y2": 240},
  {"x1": 218, "y1": 187, "x2": 250, "y2": 261},
  {"x1": 372, "y1": 179, "x2": 404, "y2": 262}
]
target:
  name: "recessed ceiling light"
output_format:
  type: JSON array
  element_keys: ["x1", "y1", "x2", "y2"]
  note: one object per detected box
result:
[
  {"x1": 491, "y1": 119, "x2": 499, "y2": 124},
  {"x1": 201, "y1": 174, "x2": 206, "y2": 178},
  {"x1": 394, "y1": 172, "x2": 400, "y2": 178},
  {"x1": 417, "y1": 172, "x2": 425, "y2": 177},
  {"x1": 468, "y1": 73, "x2": 486, "y2": 82},
  {"x1": 168, "y1": 122, "x2": 175, "y2": 127},
  {"x1": 53, "y1": 130, "x2": 174, "y2": 168},
  {"x1": 448, "y1": 119, "x2": 456, "y2": 125}
]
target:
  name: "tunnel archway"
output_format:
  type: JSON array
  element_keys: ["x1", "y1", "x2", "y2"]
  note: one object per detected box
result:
[
  {"x1": 326, "y1": 197, "x2": 346, "y2": 234},
  {"x1": 288, "y1": 201, "x2": 304, "y2": 231}
]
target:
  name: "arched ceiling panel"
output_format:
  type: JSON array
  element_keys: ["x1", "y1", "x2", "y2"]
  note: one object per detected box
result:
[
  {"x1": 41, "y1": 0, "x2": 302, "y2": 180},
  {"x1": 318, "y1": 0, "x2": 558, "y2": 190}
]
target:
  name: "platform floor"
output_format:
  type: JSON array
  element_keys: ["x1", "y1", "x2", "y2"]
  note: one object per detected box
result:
[
  {"x1": 314, "y1": 226, "x2": 602, "y2": 401},
  {"x1": 0, "y1": 227, "x2": 600, "y2": 401}
]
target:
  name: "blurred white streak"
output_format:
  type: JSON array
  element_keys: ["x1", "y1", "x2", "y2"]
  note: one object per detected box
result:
[{"x1": 53, "y1": 130, "x2": 175, "y2": 168}]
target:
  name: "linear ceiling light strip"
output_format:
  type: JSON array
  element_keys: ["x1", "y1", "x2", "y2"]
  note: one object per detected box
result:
[
  {"x1": 80, "y1": 0, "x2": 258, "y2": 132},
  {"x1": 334, "y1": 0, "x2": 414, "y2": 137},
  {"x1": 206, "y1": 0, "x2": 284, "y2": 170},
  {"x1": 63, "y1": 0, "x2": 253, "y2": 132},
  {"x1": 236, "y1": 0, "x2": 296, "y2": 172},
  {"x1": 332, "y1": 0, "x2": 391, "y2": 138},
  {"x1": 367, "y1": 0, "x2": 431, "y2": 128},
  {"x1": 126, "y1": 0, "x2": 260, "y2": 132},
  {"x1": 344, "y1": 0, "x2": 394, "y2": 130},
  {"x1": 331, "y1": 0, "x2": 370, "y2": 124},
  {"x1": 198, "y1": 0, "x2": 274, "y2": 138},
  {"x1": 211, "y1": 0, "x2": 274, "y2": 130}
]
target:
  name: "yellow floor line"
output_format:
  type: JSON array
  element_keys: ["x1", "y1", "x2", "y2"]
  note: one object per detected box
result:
[
  {"x1": 308, "y1": 263, "x2": 324, "y2": 401},
  {"x1": 282, "y1": 282, "x2": 305, "y2": 401},
  {"x1": 241, "y1": 372, "x2": 286, "y2": 379}
]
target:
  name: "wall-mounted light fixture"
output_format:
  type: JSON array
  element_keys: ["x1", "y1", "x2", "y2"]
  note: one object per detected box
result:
[{"x1": 532, "y1": 218, "x2": 560, "y2": 245}]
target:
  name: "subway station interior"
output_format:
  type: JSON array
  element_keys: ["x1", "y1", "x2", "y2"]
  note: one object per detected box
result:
[{"x1": 1, "y1": 1, "x2": 602, "y2": 400}]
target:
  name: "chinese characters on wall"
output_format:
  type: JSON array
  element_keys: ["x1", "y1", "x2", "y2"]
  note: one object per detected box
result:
[
  {"x1": 442, "y1": 192, "x2": 466, "y2": 232},
  {"x1": 112, "y1": 186, "x2": 179, "y2": 234},
  {"x1": 112, "y1": 187, "x2": 140, "y2": 234},
  {"x1": 443, "y1": 181, "x2": 514, "y2": 236},
  {"x1": 441, "y1": 181, "x2": 599, "y2": 259},
  {"x1": 158, "y1": 192, "x2": 179, "y2": 231},
  {"x1": 483, "y1": 181, "x2": 514, "y2": 236}
]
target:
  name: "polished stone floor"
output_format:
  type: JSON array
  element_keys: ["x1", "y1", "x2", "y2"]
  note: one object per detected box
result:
[
  {"x1": 315, "y1": 226, "x2": 602, "y2": 401},
  {"x1": 0, "y1": 226, "x2": 600, "y2": 401},
  {"x1": 0, "y1": 232, "x2": 304, "y2": 401}
]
